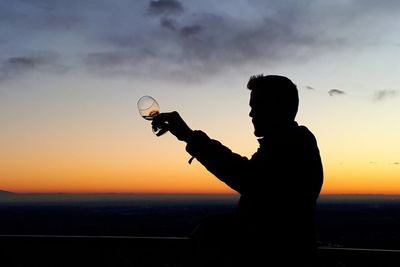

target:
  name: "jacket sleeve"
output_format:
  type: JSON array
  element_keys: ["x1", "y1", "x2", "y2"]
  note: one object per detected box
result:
[{"x1": 185, "y1": 130, "x2": 251, "y2": 193}]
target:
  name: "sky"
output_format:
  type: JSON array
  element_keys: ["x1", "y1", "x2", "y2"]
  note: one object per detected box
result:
[{"x1": 0, "y1": 0, "x2": 399, "y2": 194}]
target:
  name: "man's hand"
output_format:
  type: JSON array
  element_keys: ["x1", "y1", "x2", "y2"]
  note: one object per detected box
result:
[{"x1": 152, "y1": 111, "x2": 193, "y2": 142}]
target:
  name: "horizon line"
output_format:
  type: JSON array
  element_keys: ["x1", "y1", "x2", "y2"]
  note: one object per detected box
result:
[{"x1": 2, "y1": 190, "x2": 400, "y2": 196}]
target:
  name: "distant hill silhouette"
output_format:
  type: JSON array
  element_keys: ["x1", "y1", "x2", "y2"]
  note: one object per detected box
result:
[{"x1": 0, "y1": 190, "x2": 15, "y2": 195}]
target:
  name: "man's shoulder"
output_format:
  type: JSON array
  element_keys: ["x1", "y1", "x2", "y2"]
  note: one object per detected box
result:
[
  {"x1": 295, "y1": 124, "x2": 318, "y2": 144},
  {"x1": 296, "y1": 124, "x2": 313, "y2": 134}
]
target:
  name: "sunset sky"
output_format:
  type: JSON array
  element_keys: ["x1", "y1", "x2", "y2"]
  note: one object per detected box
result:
[{"x1": 0, "y1": 0, "x2": 399, "y2": 194}]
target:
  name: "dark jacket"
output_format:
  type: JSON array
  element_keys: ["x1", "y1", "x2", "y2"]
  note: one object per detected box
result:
[{"x1": 186, "y1": 122, "x2": 323, "y2": 253}]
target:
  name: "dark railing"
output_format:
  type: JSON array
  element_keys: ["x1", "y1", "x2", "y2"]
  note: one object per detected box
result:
[
  {"x1": 0, "y1": 235, "x2": 191, "y2": 267},
  {"x1": 317, "y1": 246, "x2": 400, "y2": 267},
  {"x1": 1, "y1": 235, "x2": 400, "y2": 266}
]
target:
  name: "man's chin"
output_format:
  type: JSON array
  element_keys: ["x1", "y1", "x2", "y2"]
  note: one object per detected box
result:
[{"x1": 254, "y1": 130, "x2": 264, "y2": 138}]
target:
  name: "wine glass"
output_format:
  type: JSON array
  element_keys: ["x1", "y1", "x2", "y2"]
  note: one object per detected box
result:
[{"x1": 137, "y1": 95, "x2": 162, "y2": 135}]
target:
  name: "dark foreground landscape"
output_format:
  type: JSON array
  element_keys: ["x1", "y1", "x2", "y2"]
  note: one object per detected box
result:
[{"x1": 1, "y1": 193, "x2": 400, "y2": 266}]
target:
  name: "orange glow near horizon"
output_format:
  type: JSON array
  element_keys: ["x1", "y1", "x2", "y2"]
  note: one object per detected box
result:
[
  {"x1": 1, "y1": 77, "x2": 399, "y2": 195},
  {"x1": 1, "y1": 126, "x2": 399, "y2": 195},
  {"x1": 1, "y1": 133, "x2": 399, "y2": 194},
  {"x1": 2, "y1": 155, "x2": 400, "y2": 194}
]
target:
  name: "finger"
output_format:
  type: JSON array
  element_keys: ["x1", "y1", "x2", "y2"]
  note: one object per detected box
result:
[
  {"x1": 152, "y1": 116, "x2": 166, "y2": 128},
  {"x1": 152, "y1": 118, "x2": 169, "y2": 128},
  {"x1": 151, "y1": 116, "x2": 162, "y2": 125},
  {"x1": 152, "y1": 123, "x2": 158, "y2": 132},
  {"x1": 156, "y1": 127, "x2": 169, "y2": 136},
  {"x1": 152, "y1": 113, "x2": 171, "y2": 127},
  {"x1": 152, "y1": 121, "x2": 165, "y2": 132},
  {"x1": 153, "y1": 112, "x2": 174, "y2": 121},
  {"x1": 155, "y1": 123, "x2": 169, "y2": 136},
  {"x1": 151, "y1": 120, "x2": 159, "y2": 128}
]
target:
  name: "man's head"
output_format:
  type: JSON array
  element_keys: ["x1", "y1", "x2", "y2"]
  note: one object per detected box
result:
[{"x1": 247, "y1": 74, "x2": 299, "y2": 137}]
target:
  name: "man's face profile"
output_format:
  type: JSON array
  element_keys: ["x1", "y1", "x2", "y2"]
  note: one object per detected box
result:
[
  {"x1": 249, "y1": 89, "x2": 286, "y2": 137},
  {"x1": 249, "y1": 90, "x2": 269, "y2": 137},
  {"x1": 247, "y1": 75, "x2": 299, "y2": 138}
]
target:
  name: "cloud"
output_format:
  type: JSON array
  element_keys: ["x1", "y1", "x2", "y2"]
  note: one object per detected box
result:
[
  {"x1": 160, "y1": 17, "x2": 178, "y2": 31},
  {"x1": 373, "y1": 89, "x2": 398, "y2": 101},
  {"x1": 0, "y1": 52, "x2": 68, "y2": 82},
  {"x1": 85, "y1": 52, "x2": 127, "y2": 68},
  {"x1": 159, "y1": 18, "x2": 202, "y2": 37},
  {"x1": 392, "y1": 162, "x2": 399, "y2": 165},
  {"x1": 180, "y1": 24, "x2": 202, "y2": 37},
  {"x1": 91, "y1": 6, "x2": 321, "y2": 79},
  {"x1": 147, "y1": 0, "x2": 184, "y2": 16},
  {"x1": 328, "y1": 89, "x2": 346, "y2": 96},
  {"x1": 0, "y1": 1, "x2": 84, "y2": 32},
  {"x1": 5, "y1": 57, "x2": 37, "y2": 71},
  {"x1": 2, "y1": 0, "x2": 400, "y2": 81},
  {"x1": 83, "y1": 0, "x2": 400, "y2": 79}
]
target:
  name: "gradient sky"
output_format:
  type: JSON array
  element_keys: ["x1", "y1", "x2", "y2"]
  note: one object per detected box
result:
[{"x1": 0, "y1": 0, "x2": 399, "y2": 194}]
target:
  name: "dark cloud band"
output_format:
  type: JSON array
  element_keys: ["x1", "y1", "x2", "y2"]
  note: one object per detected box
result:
[
  {"x1": 1, "y1": 0, "x2": 400, "y2": 81},
  {"x1": 147, "y1": 0, "x2": 184, "y2": 16}
]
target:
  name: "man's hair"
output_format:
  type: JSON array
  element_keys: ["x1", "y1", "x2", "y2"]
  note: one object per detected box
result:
[{"x1": 247, "y1": 74, "x2": 299, "y2": 121}]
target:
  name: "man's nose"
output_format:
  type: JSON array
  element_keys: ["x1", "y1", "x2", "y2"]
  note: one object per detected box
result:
[{"x1": 249, "y1": 109, "x2": 254, "y2": 117}]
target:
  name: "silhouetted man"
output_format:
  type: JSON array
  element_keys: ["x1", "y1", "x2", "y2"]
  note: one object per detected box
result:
[{"x1": 152, "y1": 75, "x2": 323, "y2": 267}]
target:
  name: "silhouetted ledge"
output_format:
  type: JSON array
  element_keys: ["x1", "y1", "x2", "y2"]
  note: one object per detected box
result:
[{"x1": 1, "y1": 235, "x2": 400, "y2": 266}]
